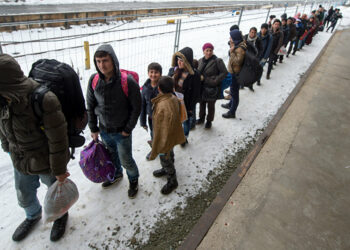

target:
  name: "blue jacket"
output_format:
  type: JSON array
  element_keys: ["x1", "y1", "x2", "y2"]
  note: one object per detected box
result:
[
  {"x1": 258, "y1": 31, "x2": 273, "y2": 60},
  {"x1": 140, "y1": 79, "x2": 158, "y2": 127}
]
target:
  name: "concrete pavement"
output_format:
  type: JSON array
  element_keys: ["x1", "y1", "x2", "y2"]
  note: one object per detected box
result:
[{"x1": 197, "y1": 28, "x2": 350, "y2": 250}]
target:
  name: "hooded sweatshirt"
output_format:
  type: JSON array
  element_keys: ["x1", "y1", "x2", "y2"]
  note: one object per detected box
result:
[
  {"x1": 0, "y1": 54, "x2": 69, "y2": 175},
  {"x1": 86, "y1": 44, "x2": 141, "y2": 134}
]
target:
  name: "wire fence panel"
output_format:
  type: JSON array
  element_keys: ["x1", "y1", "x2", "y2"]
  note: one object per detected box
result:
[{"x1": 0, "y1": 2, "x2": 337, "y2": 89}]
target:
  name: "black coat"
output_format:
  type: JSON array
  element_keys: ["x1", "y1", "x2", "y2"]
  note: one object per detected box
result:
[
  {"x1": 198, "y1": 55, "x2": 228, "y2": 101},
  {"x1": 140, "y1": 79, "x2": 158, "y2": 127},
  {"x1": 270, "y1": 28, "x2": 284, "y2": 55},
  {"x1": 243, "y1": 34, "x2": 263, "y2": 58},
  {"x1": 288, "y1": 23, "x2": 297, "y2": 41},
  {"x1": 86, "y1": 44, "x2": 141, "y2": 134}
]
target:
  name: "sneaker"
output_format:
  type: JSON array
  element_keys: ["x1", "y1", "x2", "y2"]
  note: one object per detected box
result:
[
  {"x1": 12, "y1": 216, "x2": 42, "y2": 242},
  {"x1": 147, "y1": 140, "x2": 152, "y2": 148},
  {"x1": 161, "y1": 177, "x2": 178, "y2": 195},
  {"x1": 196, "y1": 118, "x2": 204, "y2": 125},
  {"x1": 128, "y1": 180, "x2": 138, "y2": 199},
  {"x1": 222, "y1": 112, "x2": 236, "y2": 119},
  {"x1": 153, "y1": 168, "x2": 166, "y2": 178},
  {"x1": 221, "y1": 103, "x2": 230, "y2": 109},
  {"x1": 102, "y1": 172, "x2": 123, "y2": 189},
  {"x1": 286, "y1": 54, "x2": 289, "y2": 58},
  {"x1": 50, "y1": 213, "x2": 68, "y2": 242},
  {"x1": 224, "y1": 95, "x2": 232, "y2": 100},
  {"x1": 224, "y1": 89, "x2": 230, "y2": 94},
  {"x1": 181, "y1": 139, "x2": 188, "y2": 148},
  {"x1": 205, "y1": 121, "x2": 212, "y2": 129}
]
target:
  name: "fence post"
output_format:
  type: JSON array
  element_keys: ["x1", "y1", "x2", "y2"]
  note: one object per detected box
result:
[
  {"x1": 84, "y1": 41, "x2": 90, "y2": 70},
  {"x1": 284, "y1": 2, "x2": 288, "y2": 13},
  {"x1": 295, "y1": 5, "x2": 299, "y2": 15},
  {"x1": 265, "y1": 8, "x2": 271, "y2": 23},
  {"x1": 0, "y1": 42, "x2": 3, "y2": 55},
  {"x1": 238, "y1": 7, "x2": 244, "y2": 27},
  {"x1": 303, "y1": 1, "x2": 307, "y2": 13},
  {"x1": 310, "y1": 2, "x2": 314, "y2": 12},
  {"x1": 173, "y1": 18, "x2": 182, "y2": 53}
]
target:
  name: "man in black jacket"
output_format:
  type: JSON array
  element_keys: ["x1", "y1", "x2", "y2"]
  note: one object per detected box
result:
[
  {"x1": 86, "y1": 44, "x2": 141, "y2": 198},
  {"x1": 267, "y1": 19, "x2": 283, "y2": 79}
]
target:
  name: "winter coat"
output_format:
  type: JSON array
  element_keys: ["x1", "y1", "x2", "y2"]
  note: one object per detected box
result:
[
  {"x1": 149, "y1": 93, "x2": 186, "y2": 160},
  {"x1": 0, "y1": 54, "x2": 69, "y2": 176},
  {"x1": 288, "y1": 23, "x2": 297, "y2": 41},
  {"x1": 86, "y1": 44, "x2": 141, "y2": 134},
  {"x1": 281, "y1": 24, "x2": 290, "y2": 46},
  {"x1": 325, "y1": 8, "x2": 334, "y2": 21},
  {"x1": 227, "y1": 41, "x2": 247, "y2": 74},
  {"x1": 140, "y1": 79, "x2": 158, "y2": 127},
  {"x1": 243, "y1": 34, "x2": 263, "y2": 58},
  {"x1": 198, "y1": 55, "x2": 228, "y2": 101},
  {"x1": 258, "y1": 31, "x2": 273, "y2": 61},
  {"x1": 169, "y1": 47, "x2": 201, "y2": 112},
  {"x1": 270, "y1": 28, "x2": 284, "y2": 55},
  {"x1": 296, "y1": 22, "x2": 304, "y2": 37}
]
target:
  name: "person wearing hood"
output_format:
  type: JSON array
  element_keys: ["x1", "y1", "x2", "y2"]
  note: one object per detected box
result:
[
  {"x1": 168, "y1": 47, "x2": 201, "y2": 147},
  {"x1": 257, "y1": 23, "x2": 273, "y2": 85},
  {"x1": 86, "y1": 44, "x2": 141, "y2": 198},
  {"x1": 266, "y1": 19, "x2": 284, "y2": 79},
  {"x1": 197, "y1": 43, "x2": 228, "y2": 128},
  {"x1": 0, "y1": 54, "x2": 70, "y2": 242},
  {"x1": 221, "y1": 29, "x2": 247, "y2": 119}
]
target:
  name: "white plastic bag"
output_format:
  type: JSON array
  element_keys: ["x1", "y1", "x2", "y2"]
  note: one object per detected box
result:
[{"x1": 44, "y1": 178, "x2": 79, "y2": 222}]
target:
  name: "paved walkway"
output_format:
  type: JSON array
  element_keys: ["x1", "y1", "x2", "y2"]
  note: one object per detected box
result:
[{"x1": 198, "y1": 28, "x2": 350, "y2": 250}]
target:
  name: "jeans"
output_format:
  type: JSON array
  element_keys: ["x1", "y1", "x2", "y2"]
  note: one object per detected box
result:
[
  {"x1": 100, "y1": 131, "x2": 139, "y2": 182},
  {"x1": 183, "y1": 116, "x2": 191, "y2": 137},
  {"x1": 229, "y1": 74, "x2": 240, "y2": 115},
  {"x1": 14, "y1": 169, "x2": 56, "y2": 220}
]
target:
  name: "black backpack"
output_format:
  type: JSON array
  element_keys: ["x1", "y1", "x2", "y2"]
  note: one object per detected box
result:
[
  {"x1": 29, "y1": 59, "x2": 87, "y2": 159},
  {"x1": 236, "y1": 51, "x2": 263, "y2": 87}
]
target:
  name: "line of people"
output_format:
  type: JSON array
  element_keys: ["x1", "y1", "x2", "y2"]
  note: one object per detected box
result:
[{"x1": 0, "y1": 4, "x2": 343, "y2": 243}]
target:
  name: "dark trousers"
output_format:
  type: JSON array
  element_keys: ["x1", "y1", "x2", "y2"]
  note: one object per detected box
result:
[
  {"x1": 159, "y1": 150, "x2": 175, "y2": 176},
  {"x1": 267, "y1": 53, "x2": 277, "y2": 76},
  {"x1": 287, "y1": 39, "x2": 298, "y2": 55},
  {"x1": 148, "y1": 117, "x2": 153, "y2": 139},
  {"x1": 327, "y1": 22, "x2": 337, "y2": 33},
  {"x1": 199, "y1": 100, "x2": 216, "y2": 122},
  {"x1": 229, "y1": 74, "x2": 240, "y2": 115},
  {"x1": 279, "y1": 55, "x2": 284, "y2": 62}
]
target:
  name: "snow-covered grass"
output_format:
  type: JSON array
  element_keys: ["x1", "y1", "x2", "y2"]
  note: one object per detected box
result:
[{"x1": 0, "y1": 5, "x2": 349, "y2": 250}]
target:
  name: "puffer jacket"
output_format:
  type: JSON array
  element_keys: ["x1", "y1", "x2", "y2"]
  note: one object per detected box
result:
[
  {"x1": 86, "y1": 44, "x2": 141, "y2": 134},
  {"x1": 0, "y1": 54, "x2": 69, "y2": 176},
  {"x1": 227, "y1": 41, "x2": 247, "y2": 74},
  {"x1": 198, "y1": 55, "x2": 228, "y2": 100}
]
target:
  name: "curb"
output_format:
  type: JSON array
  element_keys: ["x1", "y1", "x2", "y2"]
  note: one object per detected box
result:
[{"x1": 179, "y1": 30, "x2": 338, "y2": 250}]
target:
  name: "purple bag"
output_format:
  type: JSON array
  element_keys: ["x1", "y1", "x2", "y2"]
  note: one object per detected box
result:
[{"x1": 79, "y1": 140, "x2": 115, "y2": 183}]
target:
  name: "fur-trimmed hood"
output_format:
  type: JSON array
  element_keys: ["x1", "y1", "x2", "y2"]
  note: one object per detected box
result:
[{"x1": 171, "y1": 47, "x2": 195, "y2": 75}]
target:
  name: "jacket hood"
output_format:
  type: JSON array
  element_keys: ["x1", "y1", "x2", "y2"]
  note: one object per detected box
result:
[
  {"x1": 230, "y1": 30, "x2": 244, "y2": 47},
  {"x1": 0, "y1": 54, "x2": 35, "y2": 102},
  {"x1": 94, "y1": 44, "x2": 120, "y2": 79},
  {"x1": 171, "y1": 47, "x2": 194, "y2": 75}
]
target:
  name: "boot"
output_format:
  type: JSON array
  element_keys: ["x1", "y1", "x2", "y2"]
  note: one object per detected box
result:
[
  {"x1": 222, "y1": 112, "x2": 236, "y2": 119},
  {"x1": 12, "y1": 216, "x2": 42, "y2": 242},
  {"x1": 196, "y1": 118, "x2": 204, "y2": 125},
  {"x1": 180, "y1": 139, "x2": 188, "y2": 148},
  {"x1": 128, "y1": 179, "x2": 138, "y2": 199},
  {"x1": 257, "y1": 80, "x2": 261, "y2": 86},
  {"x1": 50, "y1": 213, "x2": 68, "y2": 242},
  {"x1": 248, "y1": 85, "x2": 254, "y2": 92},
  {"x1": 161, "y1": 175, "x2": 178, "y2": 195},
  {"x1": 153, "y1": 168, "x2": 166, "y2": 178},
  {"x1": 102, "y1": 172, "x2": 123, "y2": 189},
  {"x1": 205, "y1": 121, "x2": 212, "y2": 129},
  {"x1": 221, "y1": 103, "x2": 230, "y2": 110},
  {"x1": 146, "y1": 151, "x2": 151, "y2": 161},
  {"x1": 266, "y1": 74, "x2": 270, "y2": 80}
]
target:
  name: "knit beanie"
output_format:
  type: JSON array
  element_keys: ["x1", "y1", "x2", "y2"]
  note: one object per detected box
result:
[
  {"x1": 202, "y1": 43, "x2": 214, "y2": 51},
  {"x1": 229, "y1": 30, "x2": 243, "y2": 47},
  {"x1": 261, "y1": 23, "x2": 269, "y2": 29}
]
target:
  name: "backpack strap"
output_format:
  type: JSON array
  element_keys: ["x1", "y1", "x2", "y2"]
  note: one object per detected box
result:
[
  {"x1": 120, "y1": 71, "x2": 129, "y2": 97},
  {"x1": 92, "y1": 73, "x2": 99, "y2": 90},
  {"x1": 31, "y1": 85, "x2": 50, "y2": 119},
  {"x1": 92, "y1": 72, "x2": 128, "y2": 97}
]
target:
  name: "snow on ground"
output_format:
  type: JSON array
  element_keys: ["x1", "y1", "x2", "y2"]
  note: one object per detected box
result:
[{"x1": 0, "y1": 5, "x2": 349, "y2": 250}]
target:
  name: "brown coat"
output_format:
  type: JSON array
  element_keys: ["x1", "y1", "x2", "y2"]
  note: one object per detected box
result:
[
  {"x1": 0, "y1": 54, "x2": 69, "y2": 176},
  {"x1": 227, "y1": 41, "x2": 247, "y2": 74},
  {"x1": 149, "y1": 93, "x2": 186, "y2": 160}
]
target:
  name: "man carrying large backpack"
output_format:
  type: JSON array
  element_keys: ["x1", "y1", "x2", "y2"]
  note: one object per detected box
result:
[
  {"x1": 86, "y1": 44, "x2": 141, "y2": 198},
  {"x1": 0, "y1": 54, "x2": 70, "y2": 242}
]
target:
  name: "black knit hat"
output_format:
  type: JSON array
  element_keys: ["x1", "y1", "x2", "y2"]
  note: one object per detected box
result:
[{"x1": 261, "y1": 23, "x2": 269, "y2": 30}]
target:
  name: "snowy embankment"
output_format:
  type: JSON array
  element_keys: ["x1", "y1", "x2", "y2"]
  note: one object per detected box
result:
[{"x1": 0, "y1": 5, "x2": 349, "y2": 250}]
